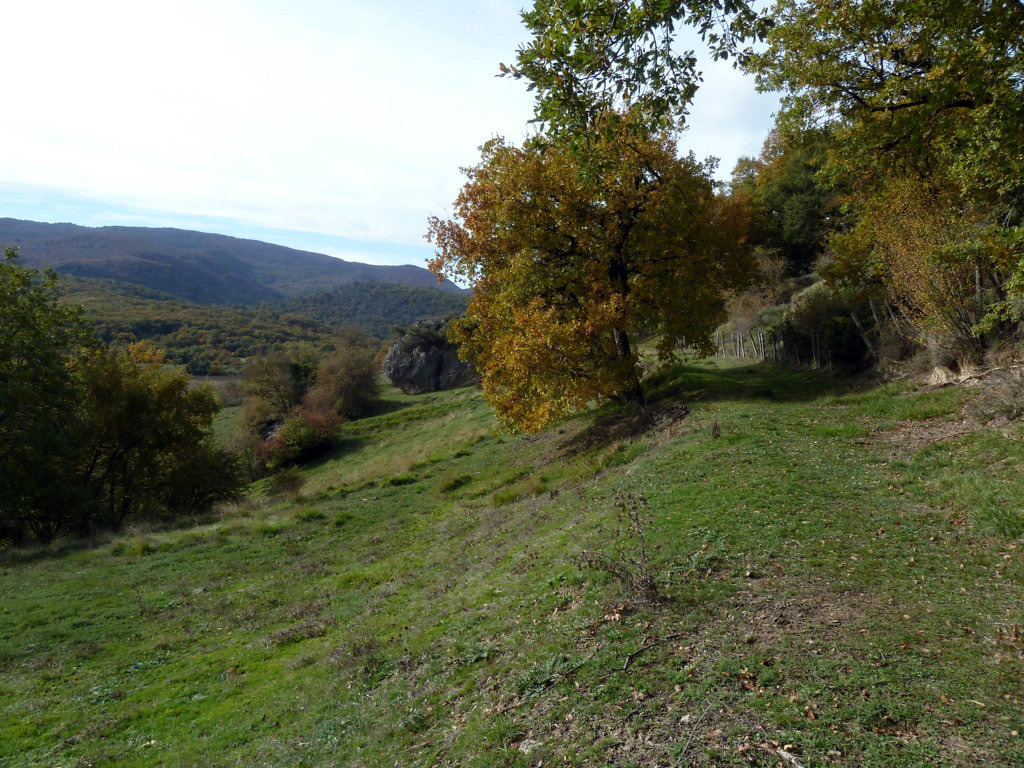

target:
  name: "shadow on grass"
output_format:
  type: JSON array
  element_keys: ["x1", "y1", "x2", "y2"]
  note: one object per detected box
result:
[
  {"x1": 560, "y1": 361, "x2": 847, "y2": 455},
  {"x1": 371, "y1": 395, "x2": 418, "y2": 417},
  {"x1": 644, "y1": 360, "x2": 845, "y2": 405},
  {"x1": 0, "y1": 506, "x2": 228, "y2": 565},
  {"x1": 300, "y1": 435, "x2": 368, "y2": 472}
]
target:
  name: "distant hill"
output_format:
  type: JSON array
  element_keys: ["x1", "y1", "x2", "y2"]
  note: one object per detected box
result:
[
  {"x1": 58, "y1": 276, "x2": 468, "y2": 374},
  {"x1": 0, "y1": 218, "x2": 462, "y2": 305},
  {"x1": 58, "y1": 276, "x2": 338, "y2": 374},
  {"x1": 268, "y1": 282, "x2": 468, "y2": 340}
]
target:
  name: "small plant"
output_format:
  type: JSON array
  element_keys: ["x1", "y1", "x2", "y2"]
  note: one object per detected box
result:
[
  {"x1": 295, "y1": 506, "x2": 326, "y2": 522},
  {"x1": 381, "y1": 473, "x2": 417, "y2": 487},
  {"x1": 267, "y1": 467, "x2": 303, "y2": 498},
  {"x1": 491, "y1": 487, "x2": 523, "y2": 506},
  {"x1": 437, "y1": 473, "x2": 473, "y2": 493},
  {"x1": 514, "y1": 653, "x2": 575, "y2": 696},
  {"x1": 575, "y1": 492, "x2": 659, "y2": 602},
  {"x1": 329, "y1": 628, "x2": 385, "y2": 675}
]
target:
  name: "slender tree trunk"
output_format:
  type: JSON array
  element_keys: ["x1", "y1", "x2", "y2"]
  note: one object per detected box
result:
[
  {"x1": 612, "y1": 327, "x2": 645, "y2": 405},
  {"x1": 608, "y1": 252, "x2": 644, "y2": 406}
]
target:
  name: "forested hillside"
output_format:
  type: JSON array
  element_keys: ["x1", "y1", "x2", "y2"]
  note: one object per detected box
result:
[
  {"x1": 58, "y1": 277, "x2": 468, "y2": 373},
  {"x1": 268, "y1": 282, "x2": 468, "y2": 340},
  {"x1": 1, "y1": 218, "x2": 465, "y2": 304},
  {"x1": 59, "y1": 277, "x2": 338, "y2": 374}
]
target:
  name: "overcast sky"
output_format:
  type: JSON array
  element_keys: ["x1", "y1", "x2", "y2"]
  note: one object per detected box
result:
[{"x1": 1, "y1": 0, "x2": 778, "y2": 267}]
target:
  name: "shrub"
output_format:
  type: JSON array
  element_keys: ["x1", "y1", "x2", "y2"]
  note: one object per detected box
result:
[
  {"x1": 267, "y1": 467, "x2": 304, "y2": 498},
  {"x1": 381, "y1": 474, "x2": 417, "y2": 487},
  {"x1": 309, "y1": 345, "x2": 381, "y2": 420},
  {"x1": 0, "y1": 259, "x2": 245, "y2": 544},
  {"x1": 967, "y1": 370, "x2": 1024, "y2": 423},
  {"x1": 263, "y1": 412, "x2": 331, "y2": 470},
  {"x1": 436, "y1": 474, "x2": 473, "y2": 493},
  {"x1": 575, "y1": 492, "x2": 659, "y2": 602}
]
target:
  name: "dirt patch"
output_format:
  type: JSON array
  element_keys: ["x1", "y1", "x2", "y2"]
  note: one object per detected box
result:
[
  {"x1": 865, "y1": 415, "x2": 977, "y2": 454},
  {"x1": 717, "y1": 577, "x2": 884, "y2": 650}
]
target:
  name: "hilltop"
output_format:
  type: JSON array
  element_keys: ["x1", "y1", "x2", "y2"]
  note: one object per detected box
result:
[
  {"x1": 0, "y1": 218, "x2": 463, "y2": 305},
  {"x1": 2, "y1": 360, "x2": 1022, "y2": 767}
]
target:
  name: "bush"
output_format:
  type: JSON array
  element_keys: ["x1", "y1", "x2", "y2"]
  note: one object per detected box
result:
[
  {"x1": 73, "y1": 344, "x2": 244, "y2": 533},
  {"x1": 967, "y1": 370, "x2": 1024, "y2": 423},
  {"x1": 307, "y1": 345, "x2": 381, "y2": 420},
  {"x1": 0, "y1": 254, "x2": 244, "y2": 545},
  {"x1": 267, "y1": 467, "x2": 304, "y2": 498},
  {"x1": 240, "y1": 343, "x2": 381, "y2": 475},
  {"x1": 263, "y1": 412, "x2": 331, "y2": 469}
]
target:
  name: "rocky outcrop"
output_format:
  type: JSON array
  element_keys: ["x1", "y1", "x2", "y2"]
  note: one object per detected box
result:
[{"x1": 383, "y1": 318, "x2": 477, "y2": 395}]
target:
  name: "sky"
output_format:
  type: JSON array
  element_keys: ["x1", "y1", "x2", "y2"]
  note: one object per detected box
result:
[{"x1": 0, "y1": 0, "x2": 778, "y2": 268}]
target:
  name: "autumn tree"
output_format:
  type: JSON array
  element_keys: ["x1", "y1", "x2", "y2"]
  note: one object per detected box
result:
[
  {"x1": 510, "y1": 0, "x2": 1024, "y2": 360},
  {"x1": 427, "y1": 128, "x2": 751, "y2": 431}
]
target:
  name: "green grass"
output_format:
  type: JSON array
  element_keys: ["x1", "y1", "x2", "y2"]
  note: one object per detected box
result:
[{"x1": 2, "y1": 362, "x2": 1023, "y2": 767}]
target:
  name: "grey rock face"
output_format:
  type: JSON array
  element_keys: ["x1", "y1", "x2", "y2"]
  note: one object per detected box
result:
[{"x1": 383, "y1": 318, "x2": 477, "y2": 395}]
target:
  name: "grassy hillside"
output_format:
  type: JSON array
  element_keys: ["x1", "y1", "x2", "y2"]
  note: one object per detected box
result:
[{"x1": 2, "y1": 362, "x2": 1023, "y2": 767}]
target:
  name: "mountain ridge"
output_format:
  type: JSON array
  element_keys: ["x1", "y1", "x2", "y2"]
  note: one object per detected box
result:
[{"x1": 0, "y1": 218, "x2": 461, "y2": 304}]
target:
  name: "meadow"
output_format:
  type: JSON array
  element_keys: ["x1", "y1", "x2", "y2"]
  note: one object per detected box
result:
[{"x1": 2, "y1": 360, "x2": 1022, "y2": 767}]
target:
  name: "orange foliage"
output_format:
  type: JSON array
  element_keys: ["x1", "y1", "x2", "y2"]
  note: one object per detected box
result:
[{"x1": 427, "y1": 126, "x2": 751, "y2": 430}]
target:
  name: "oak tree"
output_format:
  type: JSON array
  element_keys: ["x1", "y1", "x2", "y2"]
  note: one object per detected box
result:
[{"x1": 427, "y1": 128, "x2": 750, "y2": 431}]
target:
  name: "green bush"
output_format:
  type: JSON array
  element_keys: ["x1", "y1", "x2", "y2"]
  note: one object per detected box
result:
[
  {"x1": 264, "y1": 413, "x2": 330, "y2": 470},
  {"x1": 267, "y1": 467, "x2": 303, "y2": 498},
  {"x1": 1, "y1": 249, "x2": 244, "y2": 545}
]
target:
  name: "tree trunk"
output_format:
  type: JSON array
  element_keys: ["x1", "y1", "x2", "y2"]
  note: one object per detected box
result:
[{"x1": 612, "y1": 327, "x2": 645, "y2": 405}]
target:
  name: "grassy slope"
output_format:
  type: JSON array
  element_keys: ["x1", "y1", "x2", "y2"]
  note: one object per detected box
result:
[{"x1": 2, "y1": 362, "x2": 1023, "y2": 767}]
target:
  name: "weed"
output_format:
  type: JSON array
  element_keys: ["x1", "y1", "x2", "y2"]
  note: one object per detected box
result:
[
  {"x1": 515, "y1": 654, "x2": 576, "y2": 696},
  {"x1": 328, "y1": 628, "x2": 386, "y2": 675},
  {"x1": 491, "y1": 487, "x2": 523, "y2": 507},
  {"x1": 576, "y1": 492, "x2": 659, "y2": 602},
  {"x1": 296, "y1": 506, "x2": 326, "y2": 522},
  {"x1": 436, "y1": 473, "x2": 473, "y2": 493},
  {"x1": 381, "y1": 474, "x2": 417, "y2": 487},
  {"x1": 267, "y1": 467, "x2": 303, "y2": 498}
]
